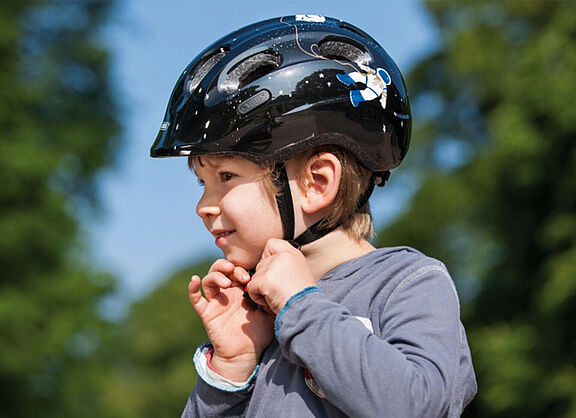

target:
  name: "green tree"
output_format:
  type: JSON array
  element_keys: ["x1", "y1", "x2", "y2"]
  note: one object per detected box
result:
[
  {"x1": 102, "y1": 262, "x2": 210, "y2": 418},
  {"x1": 376, "y1": 1, "x2": 576, "y2": 416},
  {"x1": 0, "y1": 2, "x2": 121, "y2": 416}
]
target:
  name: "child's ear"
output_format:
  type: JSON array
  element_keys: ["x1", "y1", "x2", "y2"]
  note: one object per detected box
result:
[{"x1": 300, "y1": 152, "x2": 341, "y2": 214}]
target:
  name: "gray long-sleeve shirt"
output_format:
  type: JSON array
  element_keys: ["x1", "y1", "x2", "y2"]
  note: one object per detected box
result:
[{"x1": 183, "y1": 247, "x2": 477, "y2": 417}]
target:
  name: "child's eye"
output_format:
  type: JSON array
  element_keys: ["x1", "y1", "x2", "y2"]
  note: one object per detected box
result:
[
  {"x1": 219, "y1": 172, "x2": 235, "y2": 183},
  {"x1": 197, "y1": 178, "x2": 205, "y2": 187}
]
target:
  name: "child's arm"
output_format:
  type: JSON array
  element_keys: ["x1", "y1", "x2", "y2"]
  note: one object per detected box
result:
[
  {"x1": 184, "y1": 258, "x2": 275, "y2": 415},
  {"x1": 255, "y1": 246, "x2": 475, "y2": 417}
]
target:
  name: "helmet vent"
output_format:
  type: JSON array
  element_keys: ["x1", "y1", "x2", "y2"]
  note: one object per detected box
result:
[
  {"x1": 224, "y1": 52, "x2": 280, "y2": 92},
  {"x1": 318, "y1": 40, "x2": 369, "y2": 67},
  {"x1": 186, "y1": 49, "x2": 227, "y2": 94}
]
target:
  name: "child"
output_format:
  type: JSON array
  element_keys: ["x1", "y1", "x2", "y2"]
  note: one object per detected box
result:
[{"x1": 151, "y1": 15, "x2": 477, "y2": 417}]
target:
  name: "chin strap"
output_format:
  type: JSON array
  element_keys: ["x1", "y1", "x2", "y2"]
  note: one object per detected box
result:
[
  {"x1": 273, "y1": 164, "x2": 390, "y2": 249},
  {"x1": 273, "y1": 163, "x2": 296, "y2": 241},
  {"x1": 289, "y1": 221, "x2": 339, "y2": 249}
]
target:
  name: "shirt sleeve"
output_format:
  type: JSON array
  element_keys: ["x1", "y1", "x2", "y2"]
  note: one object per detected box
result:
[
  {"x1": 275, "y1": 262, "x2": 472, "y2": 418},
  {"x1": 180, "y1": 342, "x2": 257, "y2": 418}
]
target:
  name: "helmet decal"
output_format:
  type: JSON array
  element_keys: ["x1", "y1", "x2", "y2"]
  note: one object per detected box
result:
[
  {"x1": 280, "y1": 15, "x2": 392, "y2": 110},
  {"x1": 336, "y1": 67, "x2": 391, "y2": 109},
  {"x1": 279, "y1": 16, "x2": 367, "y2": 75},
  {"x1": 295, "y1": 14, "x2": 325, "y2": 23}
]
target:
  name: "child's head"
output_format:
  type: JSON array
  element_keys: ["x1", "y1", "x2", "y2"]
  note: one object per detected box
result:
[
  {"x1": 189, "y1": 145, "x2": 374, "y2": 242},
  {"x1": 152, "y1": 15, "x2": 411, "y2": 248}
]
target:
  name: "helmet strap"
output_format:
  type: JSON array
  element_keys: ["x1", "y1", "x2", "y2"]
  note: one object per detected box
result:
[
  {"x1": 273, "y1": 163, "x2": 339, "y2": 249},
  {"x1": 290, "y1": 220, "x2": 340, "y2": 249},
  {"x1": 273, "y1": 163, "x2": 295, "y2": 241},
  {"x1": 356, "y1": 171, "x2": 390, "y2": 210},
  {"x1": 291, "y1": 172, "x2": 390, "y2": 248},
  {"x1": 272, "y1": 166, "x2": 391, "y2": 249}
]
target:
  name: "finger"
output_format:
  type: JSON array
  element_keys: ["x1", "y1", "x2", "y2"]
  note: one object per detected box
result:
[
  {"x1": 233, "y1": 266, "x2": 251, "y2": 283},
  {"x1": 188, "y1": 275, "x2": 208, "y2": 316},
  {"x1": 245, "y1": 278, "x2": 269, "y2": 308},
  {"x1": 244, "y1": 289, "x2": 271, "y2": 313},
  {"x1": 261, "y1": 238, "x2": 295, "y2": 258},
  {"x1": 208, "y1": 258, "x2": 235, "y2": 275},
  {"x1": 202, "y1": 271, "x2": 231, "y2": 300},
  {"x1": 260, "y1": 304, "x2": 274, "y2": 315}
]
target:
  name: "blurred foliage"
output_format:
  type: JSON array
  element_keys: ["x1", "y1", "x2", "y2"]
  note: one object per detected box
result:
[
  {"x1": 101, "y1": 263, "x2": 210, "y2": 418},
  {"x1": 376, "y1": 0, "x2": 576, "y2": 416},
  {"x1": 0, "y1": 1, "x2": 120, "y2": 416}
]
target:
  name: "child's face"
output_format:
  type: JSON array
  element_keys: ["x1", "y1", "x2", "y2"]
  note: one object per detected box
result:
[{"x1": 194, "y1": 155, "x2": 283, "y2": 270}]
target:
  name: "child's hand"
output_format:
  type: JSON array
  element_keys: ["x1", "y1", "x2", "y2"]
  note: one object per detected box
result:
[
  {"x1": 188, "y1": 259, "x2": 274, "y2": 381},
  {"x1": 246, "y1": 238, "x2": 316, "y2": 314}
]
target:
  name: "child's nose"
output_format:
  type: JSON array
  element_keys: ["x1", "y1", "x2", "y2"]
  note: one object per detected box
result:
[{"x1": 196, "y1": 194, "x2": 221, "y2": 218}]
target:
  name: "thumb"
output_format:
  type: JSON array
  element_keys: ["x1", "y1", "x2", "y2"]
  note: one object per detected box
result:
[{"x1": 261, "y1": 238, "x2": 296, "y2": 258}]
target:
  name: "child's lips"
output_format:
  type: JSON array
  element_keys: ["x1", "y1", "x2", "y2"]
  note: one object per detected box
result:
[{"x1": 212, "y1": 229, "x2": 235, "y2": 244}]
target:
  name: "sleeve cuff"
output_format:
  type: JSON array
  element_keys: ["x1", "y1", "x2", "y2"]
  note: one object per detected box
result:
[
  {"x1": 193, "y1": 342, "x2": 259, "y2": 392},
  {"x1": 274, "y1": 286, "x2": 322, "y2": 339}
]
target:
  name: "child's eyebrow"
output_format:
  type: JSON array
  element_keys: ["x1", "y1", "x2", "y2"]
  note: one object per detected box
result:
[{"x1": 192, "y1": 157, "x2": 233, "y2": 176}]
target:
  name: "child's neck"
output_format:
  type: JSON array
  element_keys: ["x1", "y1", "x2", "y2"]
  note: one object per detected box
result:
[{"x1": 300, "y1": 228, "x2": 375, "y2": 281}]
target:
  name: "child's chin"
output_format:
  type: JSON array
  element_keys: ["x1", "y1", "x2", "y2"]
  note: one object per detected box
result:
[{"x1": 224, "y1": 253, "x2": 258, "y2": 270}]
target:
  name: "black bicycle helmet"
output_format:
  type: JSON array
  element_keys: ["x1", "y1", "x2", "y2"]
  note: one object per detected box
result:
[{"x1": 151, "y1": 15, "x2": 411, "y2": 246}]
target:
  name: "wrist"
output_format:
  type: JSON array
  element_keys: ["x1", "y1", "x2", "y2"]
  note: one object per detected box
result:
[
  {"x1": 210, "y1": 351, "x2": 260, "y2": 382},
  {"x1": 194, "y1": 343, "x2": 259, "y2": 392}
]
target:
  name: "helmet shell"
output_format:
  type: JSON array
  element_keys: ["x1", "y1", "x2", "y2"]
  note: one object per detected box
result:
[{"x1": 151, "y1": 15, "x2": 411, "y2": 172}]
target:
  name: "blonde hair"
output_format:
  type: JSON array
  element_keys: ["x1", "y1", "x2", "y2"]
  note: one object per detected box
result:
[{"x1": 188, "y1": 147, "x2": 374, "y2": 241}]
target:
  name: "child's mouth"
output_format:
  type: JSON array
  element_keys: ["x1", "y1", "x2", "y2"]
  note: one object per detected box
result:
[
  {"x1": 214, "y1": 230, "x2": 233, "y2": 237},
  {"x1": 213, "y1": 230, "x2": 235, "y2": 244}
]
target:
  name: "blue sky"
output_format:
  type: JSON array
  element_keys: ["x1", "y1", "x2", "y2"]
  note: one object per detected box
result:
[{"x1": 91, "y1": 0, "x2": 438, "y2": 305}]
